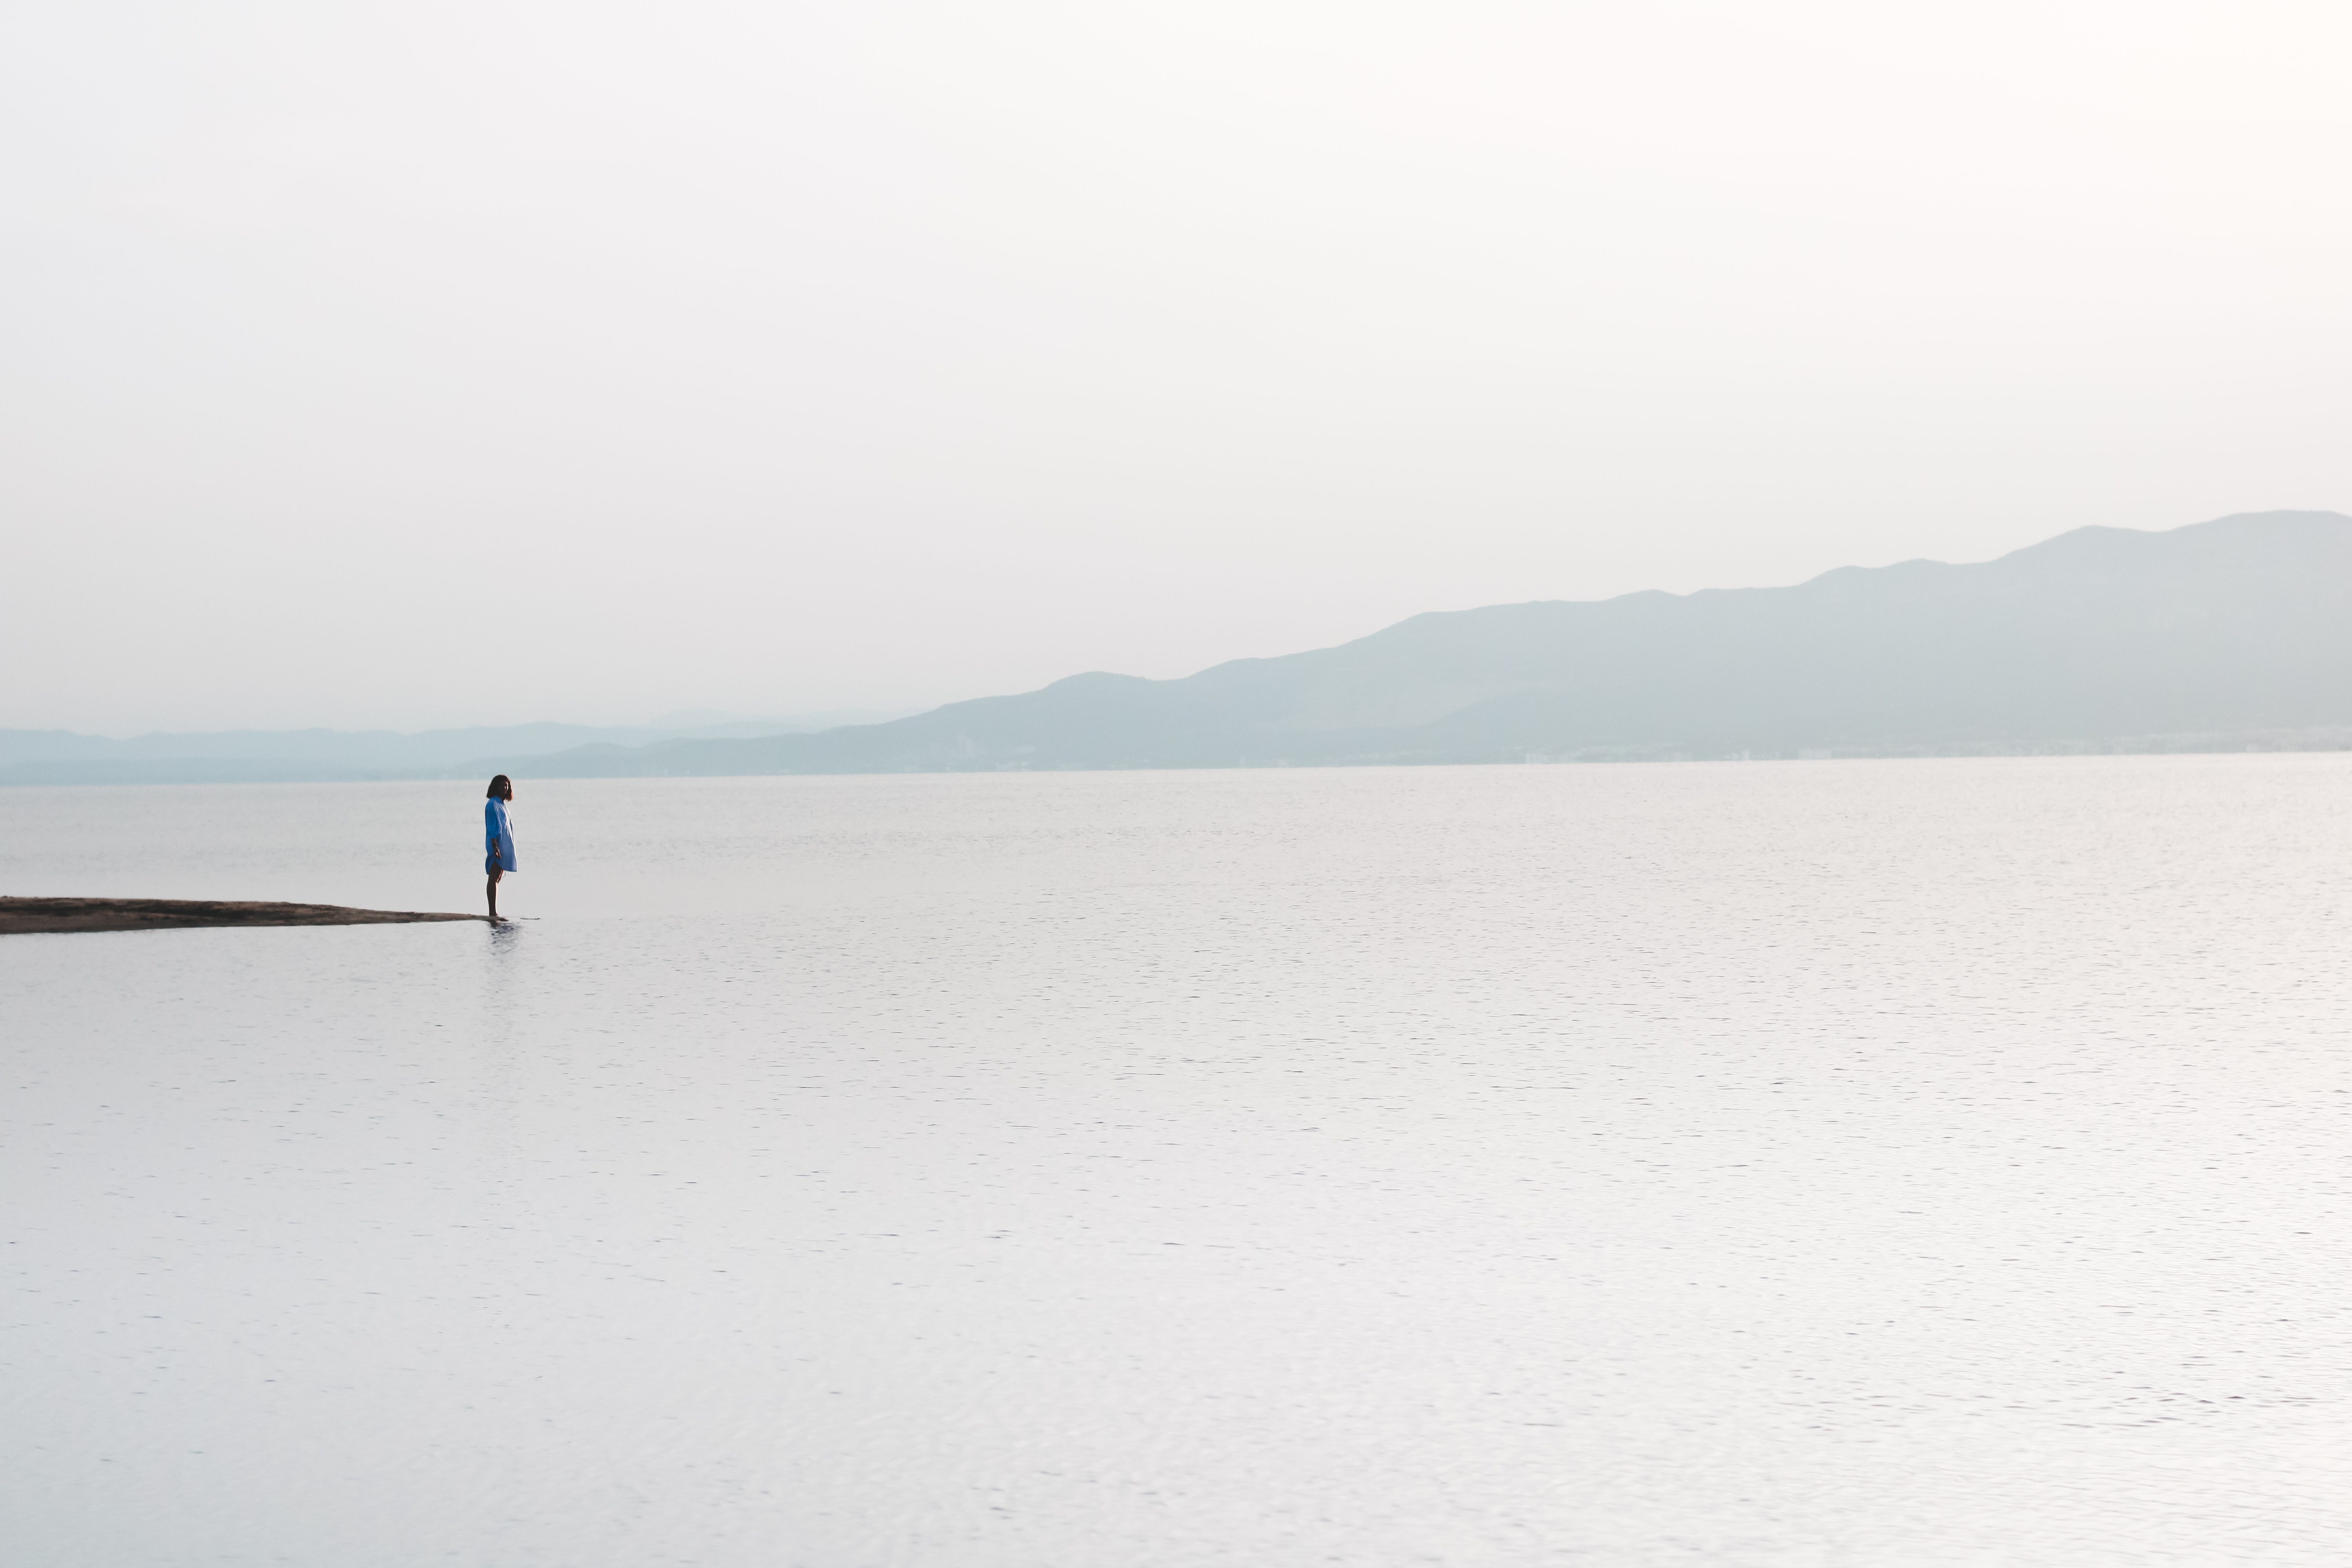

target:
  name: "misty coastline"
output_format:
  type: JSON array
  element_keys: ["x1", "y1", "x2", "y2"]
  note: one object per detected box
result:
[{"x1": 14, "y1": 510, "x2": 2352, "y2": 786}]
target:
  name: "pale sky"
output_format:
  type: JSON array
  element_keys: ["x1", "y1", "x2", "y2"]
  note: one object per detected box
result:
[{"x1": 5, "y1": 1, "x2": 2348, "y2": 734}]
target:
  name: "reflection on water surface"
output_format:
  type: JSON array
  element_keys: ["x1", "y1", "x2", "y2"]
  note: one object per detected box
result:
[{"x1": 6, "y1": 759, "x2": 2352, "y2": 1564}]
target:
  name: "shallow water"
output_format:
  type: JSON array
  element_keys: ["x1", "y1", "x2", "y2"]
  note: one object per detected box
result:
[{"x1": 6, "y1": 759, "x2": 2352, "y2": 1565}]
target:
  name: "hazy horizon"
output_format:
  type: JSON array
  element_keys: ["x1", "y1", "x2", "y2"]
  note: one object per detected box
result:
[
  {"x1": 9, "y1": 3, "x2": 2350, "y2": 735},
  {"x1": 9, "y1": 510, "x2": 2314, "y2": 743},
  {"x1": 16, "y1": 508, "x2": 2352, "y2": 780},
  {"x1": 17, "y1": 508, "x2": 2347, "y2": 744},
  {"x1": 15, "y1": 705, "x2": 916, "y2": 745}
]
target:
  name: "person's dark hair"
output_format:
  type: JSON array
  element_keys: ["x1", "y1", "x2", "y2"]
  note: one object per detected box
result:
[{"x1": 486, "y1": 774, "x2": 511, "y2": 799}]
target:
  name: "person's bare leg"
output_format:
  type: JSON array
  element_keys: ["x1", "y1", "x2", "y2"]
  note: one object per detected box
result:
[{"x1": 487, "y1": 869, "x2": 500, "y2": 920}]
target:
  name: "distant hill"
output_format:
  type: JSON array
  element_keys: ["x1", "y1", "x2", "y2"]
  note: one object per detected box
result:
[
  {"x1": 512, "y1": 509, "x2": 2352, "y2": 775},
  {"x1": 12, "y1": 511, "x2": 2352, "y2": 786},
  {"x1": 0, "y1": 711, "x2": 904, "y2": 787}
]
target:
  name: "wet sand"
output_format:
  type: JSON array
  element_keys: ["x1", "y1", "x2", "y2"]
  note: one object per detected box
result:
[{"x1": 0, "y1": 897, "x2": 488, "y2": 936}]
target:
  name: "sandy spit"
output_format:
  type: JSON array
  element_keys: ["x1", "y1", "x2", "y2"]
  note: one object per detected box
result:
[{"x1": 0, "y1": 897, "x2": 488, "y2": 936}]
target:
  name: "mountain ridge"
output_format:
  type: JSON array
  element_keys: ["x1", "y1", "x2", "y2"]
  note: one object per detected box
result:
[
  {"x1": 512, "y1": 508, "x2": 2352, "y2": 777},
  {"x1": 10, "y1": 511, "x2": 2350, "y2": 784}
]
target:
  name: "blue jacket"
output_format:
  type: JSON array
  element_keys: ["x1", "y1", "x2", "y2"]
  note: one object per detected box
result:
[{"x1": 485, "y1": 798, "x2": 518, "y2": 872}]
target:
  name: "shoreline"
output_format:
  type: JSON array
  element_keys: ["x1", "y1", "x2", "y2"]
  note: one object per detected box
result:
[{"x1": 0, "y1": 897, "x2": 489, "y2": 936}]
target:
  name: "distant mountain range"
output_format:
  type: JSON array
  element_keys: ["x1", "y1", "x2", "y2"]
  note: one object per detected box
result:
[
  {"x1": 12, "y1": 511, "x2": 2352, "y2": 785},
  {"x1": 0, "y1": 711, "x2": 902, "y2": 787}
]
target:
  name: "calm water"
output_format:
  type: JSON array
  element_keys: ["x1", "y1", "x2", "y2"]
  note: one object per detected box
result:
[{"x1": 6, "y1": 759, "x2": 2352, "y2": 1565}]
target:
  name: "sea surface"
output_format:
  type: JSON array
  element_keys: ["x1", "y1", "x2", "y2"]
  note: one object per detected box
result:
[{"x1": 6, "y1": 758, "x2": 2352, "y2": 1565}]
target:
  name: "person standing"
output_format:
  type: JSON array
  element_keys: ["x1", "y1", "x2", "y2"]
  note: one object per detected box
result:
[{"x1": 485, "y1": 775, "x2": 518, "y2": 919}]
